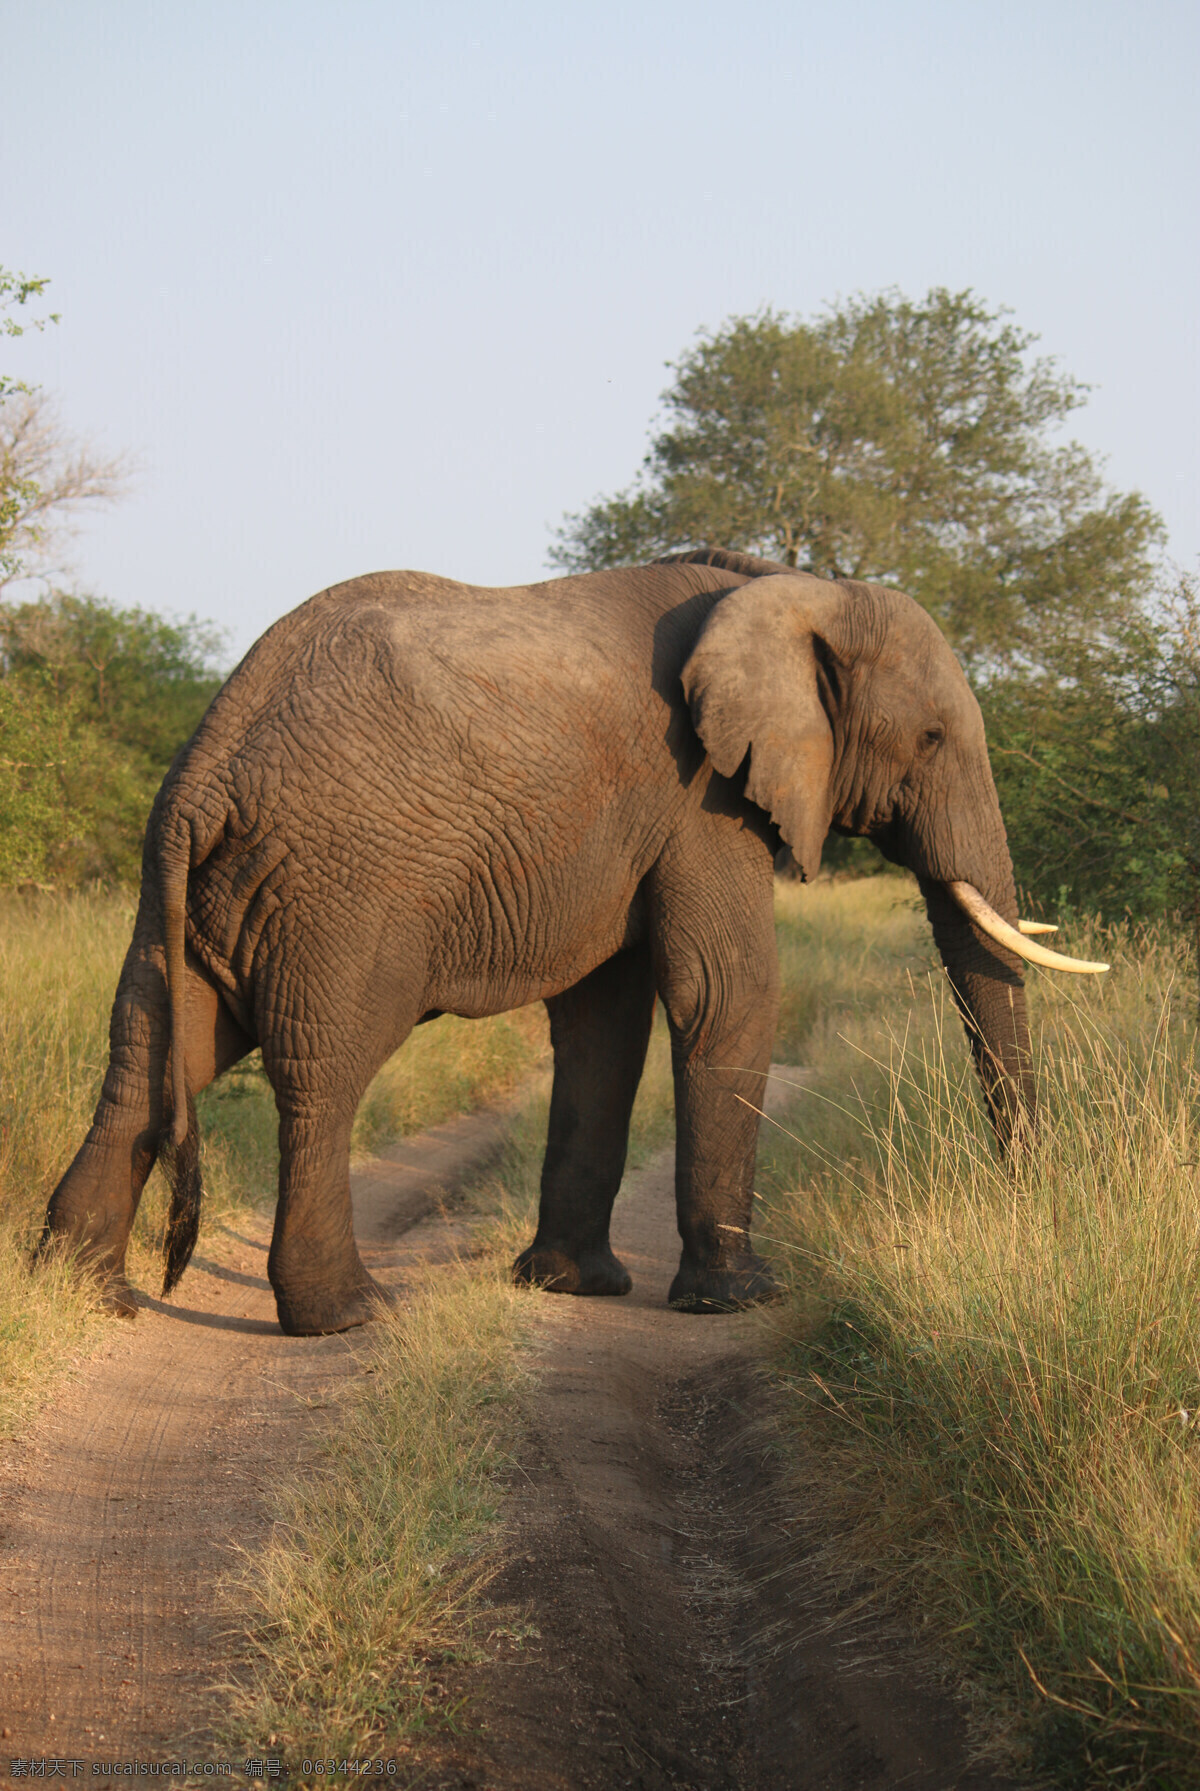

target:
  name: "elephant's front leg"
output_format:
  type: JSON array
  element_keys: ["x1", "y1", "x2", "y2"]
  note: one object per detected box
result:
[
  {"x1": 654, "y1": 870, "x2": 781, "y2": 1313},
  {"x1": 513, "y1": 942, "x2": 656, "y2": 1296}
]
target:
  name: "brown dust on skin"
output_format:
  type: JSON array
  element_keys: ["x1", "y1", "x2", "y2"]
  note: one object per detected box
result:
[{"x1": 0, "y1": 1079, "x2": 1018, "y2": 1787}]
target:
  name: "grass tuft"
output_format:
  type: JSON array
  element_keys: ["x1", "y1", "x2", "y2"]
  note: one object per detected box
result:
[
  {"x1": 223, "y1": 1259, "x2": 535, "y2": 1763},
  {"x1": 759, "y1": 877, "x2": 1200, "y2": 1785},
  {"x1": 350, "y1": 1009, "x2": 548, "y2": 1158},
  {"x1": 0, "y1": 890, "x2": 129, "y2": 1436},
  {"x1": 222, "y1": 1004, "x2": 678, "y2": 1762}
]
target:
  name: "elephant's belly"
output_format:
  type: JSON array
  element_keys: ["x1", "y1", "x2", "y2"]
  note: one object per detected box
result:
[{"x1": 425, "y1": 877, "x2": 648, "y2": 1019}]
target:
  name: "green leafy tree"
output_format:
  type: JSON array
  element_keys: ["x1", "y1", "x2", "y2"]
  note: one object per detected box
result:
[
  {"x1": 0, "y1": 266, "x2": 195, "y2": 885},
  {"x1": 552, "y1": 289, "x2": 1162, "y2": 674},
  {"x1": 0, "y1": 593, "x2": 224, "y2": 884},
  {"x1": 984, "y1": 574, "x2": 1200, "y2": 924},
  {"x1": 0, "y1": 592, "x2": 224, "y2": 773},
  {"x1": 555, "y1": 288, "x2": 1194, "y2": 923},
  {"x1": 0, "y1": 676, "x2": 138, "y2": 885},
  {"x1": 0, "y1": 267, "x2": 56, "y2": 400}
]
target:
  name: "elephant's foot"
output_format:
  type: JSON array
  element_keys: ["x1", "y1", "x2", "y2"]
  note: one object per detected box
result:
[
  {"x1": 35, "y1": 1223, "x2": 138, "y2": 1317},
  {"x1": 273, "y1": 1273, "x2": 391, "y2": 1337},
  {"x1": 98, "y1": 1270, "x2": 139, "y2": 1319},
  {"x1": 668, "y1": 1250, "x2": 781, "y2": 1314},
  {"x1": 512, "y1": 1242, "x2": 632, "y2": 1297}
]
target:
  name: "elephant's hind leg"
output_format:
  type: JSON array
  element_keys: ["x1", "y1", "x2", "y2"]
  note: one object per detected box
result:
[
  {"x1": 259, "y1": 931, "x2": 429, "y2": 1335},
  {"x1": 514, "y1": 942, "x2": 656, "y2": 1297},
  {"x1": 267, "y1": 1097, "x2": 388, "y2": 1336},
  {"x1": 42, "y1": 940, "x2": 253, "y2": 1314},
  {"x1": 263, "y1": 990, "x2": 409, "y2": 1336}
]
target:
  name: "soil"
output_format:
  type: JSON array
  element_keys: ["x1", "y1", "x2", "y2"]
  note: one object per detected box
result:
[
  {"x1": 0, "y1": 1106, "x2": 515, "y2": 1764},
  {"x1": 0, "y1": 1080, "x2": 1018, "y2": 1789},
  {"x1": 420, "y1": 1079, "x2": 1018, "y2": 1791}
]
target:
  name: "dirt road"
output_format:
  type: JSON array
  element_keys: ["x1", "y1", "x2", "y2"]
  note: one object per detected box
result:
[
  {"x1": 425, "y1": 1089, "x2": 1015, "y2": 1791},
  {"x1": 0, "y1": 1083, "x2": 1015, "y2": 1788},
  {"x1": 0, "y1": 1106, "x2": 515, "y2": 1761}
]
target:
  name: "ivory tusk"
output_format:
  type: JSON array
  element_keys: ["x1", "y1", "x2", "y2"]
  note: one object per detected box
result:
[
  {"x1": 1018, "y1": 919, "x2": 1058, "y2": 936},
  {"x1": 947, "y1": 882, "x2": 1109, "y2": 975}
]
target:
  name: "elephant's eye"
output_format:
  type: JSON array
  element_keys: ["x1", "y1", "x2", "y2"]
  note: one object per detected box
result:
[{"x1": 921, "y1": 726, "x2": 946, "y2": 752}]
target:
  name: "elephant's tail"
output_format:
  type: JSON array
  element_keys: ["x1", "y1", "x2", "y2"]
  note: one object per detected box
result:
[
  {"x1": 159, "y1": 811, "x2": 203, "y2": 1295},
  {"x1": 160, "y1": 816, "x2": 192, "y2": 1149},
  {"x1": 160, "y1": 1090, "x2": 202, "y2": 1296}
]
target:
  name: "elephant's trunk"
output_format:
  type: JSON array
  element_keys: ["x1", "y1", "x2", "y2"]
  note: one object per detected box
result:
[{"x1": 919, "y1": 872, "x2": 1037, "y2": 1153}]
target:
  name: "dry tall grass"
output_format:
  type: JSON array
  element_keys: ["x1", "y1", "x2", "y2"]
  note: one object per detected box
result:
[
  {"x1": 0, "y1": 892, "x2": 130, "y2": 1435},
  {"x1": 758, "y1": 877, "x2": 1200, "y2": 1786},
  {"x1": 13, "y1": 876, "x2": 1197, "y2": 1782}
]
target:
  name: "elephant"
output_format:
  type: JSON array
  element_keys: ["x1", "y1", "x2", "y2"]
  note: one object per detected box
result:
[{"x1": 40, "y1": 548, "x2": 1105, "y2": 1335}]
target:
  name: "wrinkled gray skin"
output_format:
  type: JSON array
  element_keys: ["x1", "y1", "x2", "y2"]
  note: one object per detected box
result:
[{"x1": 42, "y1": 549, "x2": 1034, "y2": 1336}]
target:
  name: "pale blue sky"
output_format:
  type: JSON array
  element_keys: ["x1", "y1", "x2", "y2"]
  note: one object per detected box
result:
[{"x1": 3, "y1": 0, "x2": 1197, "y2": 657}]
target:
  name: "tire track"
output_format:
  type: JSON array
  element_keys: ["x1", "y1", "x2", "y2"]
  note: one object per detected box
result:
[
  {"x1": 2, "y1": 1082, "x2": 1020, "y2": 1788},
  {"x1": 0, "y1": 1103, "x2": 516, "y2": 1759},
  {"x1": 422, "y1": 1075, "x2": 1020, "y2": 1791}
]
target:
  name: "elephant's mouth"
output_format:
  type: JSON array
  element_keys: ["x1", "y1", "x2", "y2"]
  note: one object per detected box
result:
[{"x1": 946, "y1": 881, "x2": 1109, "y2": 976}]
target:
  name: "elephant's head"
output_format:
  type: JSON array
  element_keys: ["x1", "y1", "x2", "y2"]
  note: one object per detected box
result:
[{"x1": 675, "y1": 557, "x2": 1107, "y2": 1151}]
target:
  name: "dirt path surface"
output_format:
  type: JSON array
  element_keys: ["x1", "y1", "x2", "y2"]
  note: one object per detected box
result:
[
  {"x1": 423, "y1": 1078, "x2": 1017, "y2": 1791},
  {"x1": 0, "y1": 1104, "x2": 516, "y2": 1762},
  {"x1": 1, "y1": 1081, "x2": 1015, "y2": 1789}
]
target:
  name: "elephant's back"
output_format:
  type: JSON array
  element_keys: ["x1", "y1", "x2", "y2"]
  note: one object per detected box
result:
[
  {"x1": 199, "y1": 556, "x2": 746, "y2": 711},
  {"x1": 153, "y1": 558, "x2": 748, "y2": 868},
  {"x1": 202, "y1": 559, "x2": 742, "y2": 754}
]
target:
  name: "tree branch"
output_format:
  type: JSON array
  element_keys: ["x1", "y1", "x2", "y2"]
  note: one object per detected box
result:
[{"x1": 992, "y1": 744, "x2": 1145, "y2": 828}]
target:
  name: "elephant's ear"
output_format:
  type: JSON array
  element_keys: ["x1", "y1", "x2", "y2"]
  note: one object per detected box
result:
[{"x1": 681, "y1": 574, "x2": 839, "y2": 882}]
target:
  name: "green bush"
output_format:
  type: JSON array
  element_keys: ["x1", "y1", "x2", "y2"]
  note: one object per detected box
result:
[
  {"x1": 0, "y1": 591, "x2": 223, "y2": 883},
  {"x1": 984, "y1": 574, "x2": 1200, "y2": 925}
]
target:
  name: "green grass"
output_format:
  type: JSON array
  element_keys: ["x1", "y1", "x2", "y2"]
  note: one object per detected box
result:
[
  {"x1": 757, "y1": 877, "x2": 1200, "y2": 1787},
  {"x1": 469, "y1": 1001, "x2": 677, "y2": 1260},
  {"x1": 349, "y1": 1007, "x2": 548, "y2": 1158}
]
